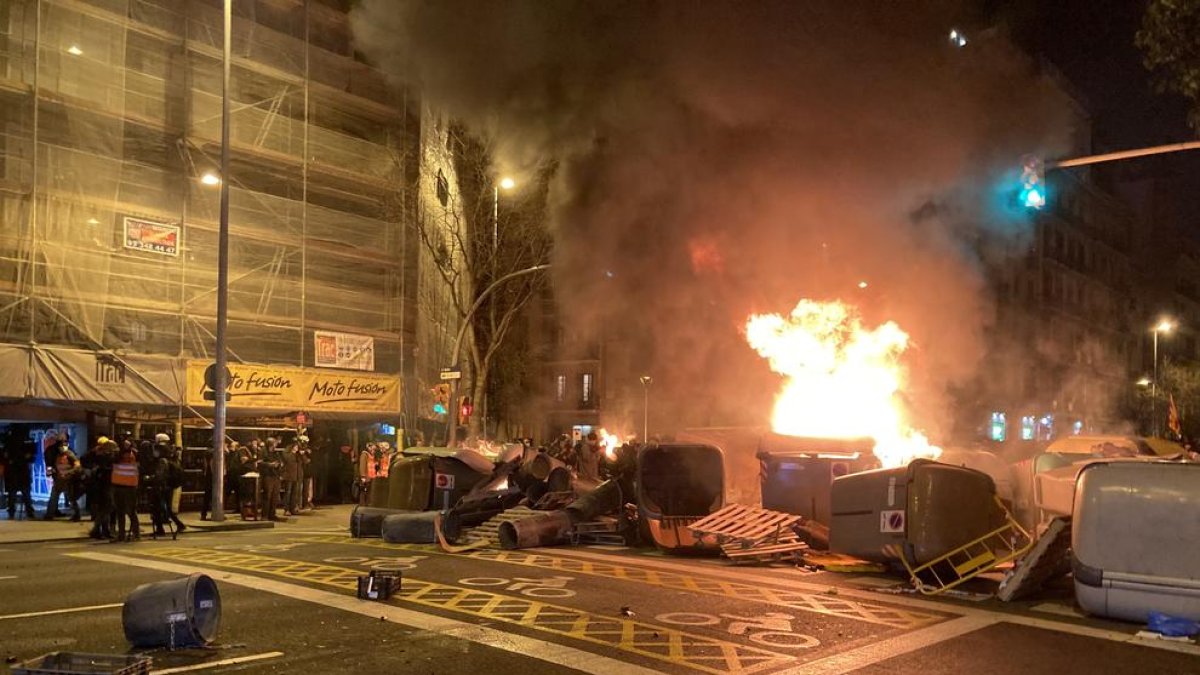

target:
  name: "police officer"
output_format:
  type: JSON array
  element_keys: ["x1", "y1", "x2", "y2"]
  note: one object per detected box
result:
[
  {"x1": 3, "y1": 434, "x2": 37, "y2": 519},
  {"x1": 110, "y1": 439, "x2": 140, "y2": 542},
  {"x1": 260, "y1": 438, "x2": 284, "y2": 521},
  {"x1": 81, "y1": 436, "x2": 114, "y2": 539},
  {"x1": 45, "y1": 435, "x2": 82, "y2": 521}
]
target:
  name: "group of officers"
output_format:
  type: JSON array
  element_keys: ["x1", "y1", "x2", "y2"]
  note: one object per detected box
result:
[
  {"x1": 221, "y1": 436, "x2": 314, "y2": 521},
  {"x1": 0, "y1": 432, "x2": 187, "y2": 542}
]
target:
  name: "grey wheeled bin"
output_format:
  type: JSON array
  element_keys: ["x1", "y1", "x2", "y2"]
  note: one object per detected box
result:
[{"x1": 1072, "y1": 461, "x2": 1200, "y2": 622}]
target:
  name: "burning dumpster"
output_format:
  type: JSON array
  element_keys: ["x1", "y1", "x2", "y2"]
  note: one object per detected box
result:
[
  {"x1": 830, "y1": 459, "x2": 1032, "y2": 594},
  {"x1": 757, "y1": 432, "x2": 877, "y2": 525}
]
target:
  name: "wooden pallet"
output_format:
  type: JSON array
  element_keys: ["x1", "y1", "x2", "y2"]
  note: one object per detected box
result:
[
  {"x1": 687, "y1": 504, "x2": 802, "y2": 548},
  {"x1": 460, "y1": 506, "x2": 538, "y2": 548},
  {"x1": 570, "y1": 516, "x2": 625, "y2": 545},
  {"x1": 721, "y1": 539, "x2": 809, "y2": 564}
]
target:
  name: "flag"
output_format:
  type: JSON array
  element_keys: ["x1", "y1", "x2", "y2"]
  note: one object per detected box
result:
[{"x1": 1168, "y1": 394, "x2": 1181, "y2": 437}]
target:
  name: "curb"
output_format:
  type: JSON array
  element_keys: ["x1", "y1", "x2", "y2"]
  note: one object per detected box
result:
[{"x1": 0, "y1": 521, "x2": 275, "y2": 545}]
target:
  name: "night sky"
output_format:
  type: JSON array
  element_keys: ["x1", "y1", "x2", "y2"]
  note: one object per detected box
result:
[{"x1": 1014, "y1": 0, "x2": 1200, "y2": 217}]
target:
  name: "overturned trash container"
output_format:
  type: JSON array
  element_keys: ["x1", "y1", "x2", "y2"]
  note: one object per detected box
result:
[
  {"x1": 830, "y1": 460, "x2": 1032, "y2": 594},
  {"x1": 1073, "y1": 461, "x2": 1200, "y2": 622},
  {"x1": 382, "y1": 510, "x2": 461, "y2": 544},
  {"x1": 350, "y1": 506, "x2": 408, "y2": 538},
  {"x1": 123, "y1": 573, "x2": 220, "y2": 648},
  {"x1": 499, "y1": 511, "x2": 575, "y2": 550}
]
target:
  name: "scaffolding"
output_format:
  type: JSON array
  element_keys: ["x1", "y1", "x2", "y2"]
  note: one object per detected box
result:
[{"x1": 0, "y1": 0, "x2": 465, "y2": 427}]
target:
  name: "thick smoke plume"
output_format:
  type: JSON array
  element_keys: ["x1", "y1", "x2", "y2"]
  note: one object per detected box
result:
[{"x1": 351, "y1": 1, "x2": 1074, "y2": 438}]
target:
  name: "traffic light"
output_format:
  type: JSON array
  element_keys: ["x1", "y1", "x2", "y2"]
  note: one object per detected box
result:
[
  {"x1": 431, "y1": 383, "x2": 451, "y2": 415},
  {"x1": 202, "y1": 363, "x2": 231, "y2": 401},
  {"x1": 1018, "y1": 155, "x2": 1046, "y2": 210},
  {"x1": 459, "y1": 396, "x2": 473, "y2": 419}
]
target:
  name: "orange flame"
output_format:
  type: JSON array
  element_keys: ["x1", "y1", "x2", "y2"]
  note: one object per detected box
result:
[
  {"x1": 746, "y1": 299, "x2": 940, "y2": 469},
  {"x1": 596, "y1": 428, "x2": 622, "y2": 460}
]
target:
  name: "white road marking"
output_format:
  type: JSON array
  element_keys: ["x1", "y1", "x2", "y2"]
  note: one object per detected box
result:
[
  {"x1": 542, "y1": 547, "x2": 1200, "y2": 659},
  {"x1": 0, "y1": 603, "x2": 123, "y2": 621},
  {"x1": 780, "y1": 614, "x2": 999, "y2": 675},
  {"x1": 0, "y1": 575, "x2": 18, "y2": 580},
  {"x1": 1031, "y1": 602, "x2": 1085, "y2": 618},
  {"x1": 150, "y1": 651, "x2": 284, "y2": 674},
  {"x1": 71, "y1": 552, "x2": 662, "y2": 675}
]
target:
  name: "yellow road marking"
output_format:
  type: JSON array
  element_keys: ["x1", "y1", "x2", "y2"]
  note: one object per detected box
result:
[
  {"x1": 135, "y1": 547, "x2": 791, "y2": 674},
  {"x1": 298, "y1": 535, "x2": 941, "y2": 630}
]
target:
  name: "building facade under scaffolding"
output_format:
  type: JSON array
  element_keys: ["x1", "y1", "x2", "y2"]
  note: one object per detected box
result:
[{"x1": 0, "y1": 0, "x2": 466, "y2": 497}]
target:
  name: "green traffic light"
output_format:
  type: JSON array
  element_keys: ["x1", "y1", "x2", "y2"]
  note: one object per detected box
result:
[{"x1": 1021, "y1": 185, "x2": 1046, "y2": 209}]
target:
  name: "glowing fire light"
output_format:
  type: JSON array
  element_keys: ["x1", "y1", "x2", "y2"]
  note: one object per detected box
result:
[
  {"x1": 596, "y1": 428, "x2": 622, "y2": 460},
  {"x1": 746, "y1": 299, "x2": 941, "y2": 469}
]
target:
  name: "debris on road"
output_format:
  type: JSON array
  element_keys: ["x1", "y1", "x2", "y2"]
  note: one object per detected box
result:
[
  {"x1": 357, "y1": 571, "x2": 401, "y2": 601},
  {"x1": 11, "y1": 652, "x2": 151, "y2": 675},
  {"x1": 998, "y1": 517, "x2": 1071, "y2": 602},
  {"x1": 688, "y1": 504, "x2": 809, "y2": 565},
  {"x1": 123, "y1": 574, "x2": 220, "y2": 649}
]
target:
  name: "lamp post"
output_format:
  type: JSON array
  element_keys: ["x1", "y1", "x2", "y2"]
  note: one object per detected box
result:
[
  {"x1": 481, "y1": 177, "x2": 515, "y2": 438},
  {"x1": 639, "y1": 376, "x2": 652, "y2": 441},
  {"x1": 210, "y1": 0, "x2": 233, "y2": 522},
  {"x1": 1152, "y1": 318, "x2": 1174, "y2": 436}
]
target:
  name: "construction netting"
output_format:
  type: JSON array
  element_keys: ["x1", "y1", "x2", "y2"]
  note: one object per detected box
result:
[{"x1": 0, "y1": 0, "x2": 465, "y2": 422}]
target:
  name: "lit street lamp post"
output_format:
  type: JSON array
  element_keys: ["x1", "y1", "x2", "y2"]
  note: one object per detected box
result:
[
  {"x1": 1151, "y1": 319, "x2": 1174, "y2": 437},
  {"x1": 639, "y1": 376, "x2": 652, "y2": 441},
  {"x1": 481, "y1": 177, "x2": 515, "y2": 437}
]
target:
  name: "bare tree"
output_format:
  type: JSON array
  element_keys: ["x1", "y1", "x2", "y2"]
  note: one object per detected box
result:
[{"x1": 413, "y1": 128, "x2": 552, "y2": 440}]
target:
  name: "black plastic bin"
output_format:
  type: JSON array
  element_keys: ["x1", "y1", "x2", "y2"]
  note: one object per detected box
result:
[
  {"x1": 13, "y1": 652, "x2": 151, "y2": 675},
  {"x1": 122, "y1": 574, "x2": 221, "y2": 648}
]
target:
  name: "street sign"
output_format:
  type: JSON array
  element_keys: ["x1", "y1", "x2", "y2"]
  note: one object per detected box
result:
[
  {"x1": 439, "y1": 367, "x2": 461, "y2": 381},
  {"x1": 434, "y1": 473, "x2": 455, "y2": 489}
]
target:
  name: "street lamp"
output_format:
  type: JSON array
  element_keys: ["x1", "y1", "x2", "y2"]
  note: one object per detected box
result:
[
  {"x1": 210, "y1": 0, "x2": 233, "y2": 521},
  {"x1": 639, "y1": 376, "x2": 653, "y2": 441},
  {"x1": 1151, "y1": 318, "x2": 1175, "y2": 436},
  {"x1": 479, "y1": 177, "x2": 516, "y2": 435}
]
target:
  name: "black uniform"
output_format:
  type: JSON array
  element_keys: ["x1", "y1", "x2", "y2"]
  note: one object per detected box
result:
[
  {"x1": 3, "y1": 438, "x2": 37, "y2": 519},
  {"x1": 81, "y1": 444, "x2": 114, "y2": 538}
]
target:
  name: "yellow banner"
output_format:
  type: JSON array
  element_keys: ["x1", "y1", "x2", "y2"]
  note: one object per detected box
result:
[{"x1": 186, "y1": 360, "x2": 401, "y2": 414}]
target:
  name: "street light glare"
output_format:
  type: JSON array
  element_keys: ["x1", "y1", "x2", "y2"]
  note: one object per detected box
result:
[
  {"x1": 1137, "y1": 377, "x2": 1152, "y2": 387},
  {"x1": 499, "y1": 177, "x2": 516, "y2": 190},
  {"x1": 857, "y1": 281, "x2": 868, "y2": 289},
  {"x1": 1154, "y1": 319, "x2": 1174, "y2": 333},
  {"x1": 200, "y1": 172, "x2": 221, "y2": 186},
  {"x1": 67, "y1": 45, "x2": 83, "y2": 56}
]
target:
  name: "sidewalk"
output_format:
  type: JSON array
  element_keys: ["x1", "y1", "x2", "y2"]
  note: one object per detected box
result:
[{"x1": 0, "y1": 504, "x2": 353, "y2": 545}]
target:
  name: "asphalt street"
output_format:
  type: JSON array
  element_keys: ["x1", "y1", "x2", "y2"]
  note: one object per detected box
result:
[{"x1": 1, "y1": 510, "x2": 1197, "y2": 674}]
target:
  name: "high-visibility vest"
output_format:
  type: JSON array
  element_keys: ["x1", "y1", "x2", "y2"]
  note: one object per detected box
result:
[
  {"x1": 360, "y1": 450, "x2": 389, "y2": 480},
  {"x1": 111, "y1": 461, "x2": 139, "y2": 487}
]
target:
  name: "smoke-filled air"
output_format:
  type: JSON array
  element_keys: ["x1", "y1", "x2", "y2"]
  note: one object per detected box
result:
[{"x1": 350, "y1": 1, "x2": 1076, "y2": 441}]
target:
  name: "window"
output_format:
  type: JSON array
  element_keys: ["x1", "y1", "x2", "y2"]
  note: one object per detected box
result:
[
  {"x1": 555, "y1": 374, "x2": 566, "y2": 402},
  {"x1": 582, "y1": 373, "x2": 594, "y2": 403},
  {"x1": 1021, "y1": 415, "x2": 1035, "y2": 441},
  {"x1": 989, "y1": 412, "x2": 1006, "y2": 442},
  {"x1": 436, "y1": 169, "x2": 449, "y2": 207}
]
